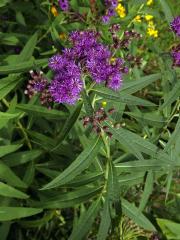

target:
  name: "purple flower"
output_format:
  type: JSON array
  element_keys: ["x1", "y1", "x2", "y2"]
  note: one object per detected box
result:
[
  {"x1": 48, "y1": 30, "x2": 127, "y2": 105},
  {"x1": 48, "y1": 54, "x2": 67, "y2": 71},
  {"x1": 102, "y1": 15, "x2": 110, "y2": 24},
  {"x1": 102, "y1": 0, "x2": 118, "y2": 23},
  {"x1": 171, "y1": 44, "x2": 180, "y2": 67},
  {"x1": 107, "y1": 73, "x2": 122, "y2": 90},
  {"x1": 170, "y1": 16, "x2": 180, "y2": 36},
  {"x1": 49, "y1": 74, "x2": 83, "y2": 105},
  {"x1": 58, "y1": 0, "x2": 69, "y2": 11}
]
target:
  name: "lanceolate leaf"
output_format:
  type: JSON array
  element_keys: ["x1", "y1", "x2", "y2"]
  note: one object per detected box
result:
[
  {"x1": 17, "y1": 104, "x2": 67, "y2": 120},
  {"x1": 0, "y1": 162, "x2": 27, "y2": 188},
  {"x1": 0, "y1": 207, "x2": 42, "y2": 221},
  {"x1": 0, "y1": 59, "x2": 47, "y2": 75},
  {"x1": 122, "y1": 198, "x2": 156, "y2": 231},
  {"x1": 97, "y1": 198, "x2": 111, "y2": 240},
  {"x1": 41, "y1": 136, "x2": 102, "y2": 189},
  {"x1": 125, "y1": 111, "x2": 166, "y2": 128},
  {"x1": 105, "y1": 122, "x2": 144, "y2": 161},
  {"x1": 160, "y1": 81, "x2": 180, "y2": 110},
  {"x1": 35, "y1": 187, "x2": 102, "y2": 208},
  {"x1": 52, "y1": 102, "x2": 83, "y2": 151},
  {"x1": 139, "y1": 171, "x2": 154, "y2": 211},
  {"x1": 159, "y1": 0, "x2": 173, "y2": 24},
  {"x1": 121, "y1": 73, "x2": 161, "y2": 94},
  {"x1": 69, "y1": 198, "x2": 101, "y2": 240},
  {"x1": 0, "y1": 182, "x2": 29, "y2": 199},
  {"x1": 93, "y1": 88, "x2": 155, "y2": 106},
  {"x1": 115, "y1": 159, "x2": 171, "y2": 172},
  {"x1": 0, "y1": 144, "x2": 22, "y2": 158}
]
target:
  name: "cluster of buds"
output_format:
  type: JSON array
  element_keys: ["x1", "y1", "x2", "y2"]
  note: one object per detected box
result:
[
  {"x1": 126, "y1": 54, "x2": 142, "y2": 67},
  {"x1": 82, "y1": 107, "x2": 115, "y2": 137},
  {"x1": 171, "y1": 44, "x2": 180, "y2": 67},
  {"x1": 25, "y1": 70, "x2": 53, "y2": 108},
  {"x1": 111, "y1": 29, "x2": 142, "y2": 50}
]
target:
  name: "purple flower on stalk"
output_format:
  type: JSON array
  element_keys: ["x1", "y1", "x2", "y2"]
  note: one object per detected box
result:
[
  {"x1": 102, "y1": 0, "x2": 118, "y2": 24},
  {"x1": 107, "y1": 73, "x2": 122, "y2": 90},
  {"x1": 48, "y1": 54, "x2": 67, "y2": 71},
  {"x1": 58, "y1": 0, "x2": 69, "y2": 11},
  {"x1": 49, "y1": 61, "x2": 83, "y2": 104},
  {"x1": 49, "y1": 75, "x2": 83, "y2": 105},
  {"x1": 170, "y1": 16, "x2": 180, "y2": 36},
  {"x1": 47, "y1": 30, "x2": 127, "y2": 105}
]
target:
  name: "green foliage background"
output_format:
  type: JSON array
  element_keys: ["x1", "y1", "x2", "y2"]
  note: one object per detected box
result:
[{"x1": 0, "y1": 0, "x2": 180, "y2": 239}]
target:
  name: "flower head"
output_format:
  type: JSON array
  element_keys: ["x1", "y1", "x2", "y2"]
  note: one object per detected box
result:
[
  {"x1": 116, "y1": 3, "x2": 126, "y2": 18},
  {"x1": 58, "y1": 0, "x2": 69, "y2": 11},
  {"x1": 51, "y1": 6, "x2": 58, "y2": 17},
  {"x1": 48, "y1": 30, "x2": 127, "y2": 105},
  {"x1": 170, "y1": 16, "x2": 180, "y2": 36},
  {"x1": 147, "y1": 0, "x2": 153, "y2": 6},
  {"x1": 145, "y1": 14, "x2": 153, "y2": 21},
  {"x1": 134, "y1": 15, "x2": 142, "y2": 23}
]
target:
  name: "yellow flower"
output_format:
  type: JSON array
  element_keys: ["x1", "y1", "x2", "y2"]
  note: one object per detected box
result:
[
  {"x1": 134, "y1": 15, "x2": 142, "y2": 23},
  {"x1": 148, "y1": 20, "x2": 155, "y2": 27},
  {"x1": 102, "y1": 101, "x2": 107, "y2": 107},
  {"x1": 59, "y1": 33, "x2": 67, "y2": 40},
  {"x1": 116, "y1": 3, "x2": 126, "y2": 18},
  {"x1": 147, "y1": 0, "x2": 153, "y2": 6},
  {"x1": 145, "y1": 14, "x2": 153, "y2": 21},
  {"x1": 51, "y1": 6, "x2": 58, "y2": 17},
  {"x1": 110, "y1": 57, "x2": 116, "y2": 64},
  {"x1": 147, "y1": 28, "x2": 158, "y2": 38}
]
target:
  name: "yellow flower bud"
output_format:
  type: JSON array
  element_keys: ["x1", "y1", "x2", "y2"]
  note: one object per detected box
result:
[
  {"x1": 134, "y1": 15, "x2": 142, "y2": 23},
  {"x1": 102, "y1": 101, "x2": 107, "y2": 107},
  {"x1": 145, "y1": 14, "x2": 153, "y2": 21},
  {"x1": 51, "y1": 6, "x2": 58, "y2": 17}
]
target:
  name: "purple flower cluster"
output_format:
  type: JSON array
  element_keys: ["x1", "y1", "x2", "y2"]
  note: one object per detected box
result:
[
  {"x1": 48, "y1": 30, "x2": 127, "y2": 104},
  {"x1": 49, "y1": 56, "x2": 83, "y2": 104},
  {"x1": 170, "y1": 17, "x2": 180, "y2": 67},
  {"x1": 102, "y1": 0, "x2": 118, "y2": 23},
  {"x1": 58, "y1": 0, "x2": 69, "y2": 11},
  {"x1": 170, "y1": 16, "x2": 180, "y2": 36}
]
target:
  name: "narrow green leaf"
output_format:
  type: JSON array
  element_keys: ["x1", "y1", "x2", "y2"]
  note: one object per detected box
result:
[
  {"x1": 42, "y1": 136, "x2": 102, "y2": 189},
  {"x1": 139, "y1": 171, "x2": 154, "y2": 211},
  {"x1": 105, "y1": 123, "x2": 144, "y2": 161},
  {"x1": 0, "y1": 59, "x2": 47, "y2": 75},
  {"x1": 121, "y1": 73, "x2": 161, "y2": 94},
  {"x1": 0, "y1": 182, "x2": 29, "y2": 199},
  {"x1": 160, "y1": 81, "x2": 180, "y2": 110},
  {"x1": 18, "y1": 32, "x2": 38, "y2": 62},
  {"x1": 125, "y1": 111, "x2": 166, "y2": 128},
  {"x1": 122, "y1": 198, "x2": 156, "y2": 231},
  {"x1": 97, "y1": 198, "x2": 111, "y2": 240},
  {"x1": 0, "y1": 144, "x2": 22, "y2": 158},
  {"x1": 17, "y1": 104, "x2": 67, "y2": 120},
  {"x1": 0, "y1": 207, "x2": 42, "y2": 221},
  {"x1": 3, "y1": 150, "x2": 42, "y2": 167},
  {"x1": 82, "y1": 90, "x2": 94, "y2": 116},
  {"x1": 93, "y1": 88, "x2": 156, "y2": 106},
  {"x1": 0, "y1": 76, "x2": 22, "y2": 101},
  {"x1": 164, "y1": 116, "x2": 180, "y2": 152},
  {"x1": 52, "y1": 102, "x2": 82, "y2": 151},
  {"x1": 35, "y1": 187, "x2": 102, "y2": 208},
  {"x1": 115, "y1": 159, "x2": 170, "y2": 172},
  {"x1": 159, "y1": 0, "x2": 173, "y2": 24},
  {"x1": 0, "y1": 162, "x2": 27, "y2": 188},
  {"x1": 69, "y1": 198, "x2": 101, "y2": 240}
]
